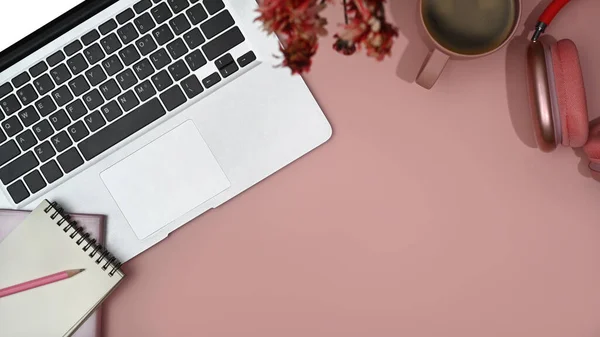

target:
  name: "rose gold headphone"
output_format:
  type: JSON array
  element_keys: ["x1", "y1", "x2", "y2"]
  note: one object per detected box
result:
[{"x1": 526, "y1": 0, "x2": 600, "y2": 180}]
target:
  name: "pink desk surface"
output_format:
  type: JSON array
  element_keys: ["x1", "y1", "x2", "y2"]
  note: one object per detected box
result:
[{"x1": 104, "y1": 1, "x2": 600, "y2": 336}]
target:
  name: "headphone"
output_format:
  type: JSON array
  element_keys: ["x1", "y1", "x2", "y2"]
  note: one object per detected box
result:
[{"x1": 526, "y1": 0, "x2": 600, "y2": 180}]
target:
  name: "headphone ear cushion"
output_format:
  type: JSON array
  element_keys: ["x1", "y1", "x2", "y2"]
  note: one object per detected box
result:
[
  {"x1": 584, "y1": 124, "x2": 600, "y2": 180},
  {"x1": 551, "y1": 39, "x2": 589, "y2": 147}
]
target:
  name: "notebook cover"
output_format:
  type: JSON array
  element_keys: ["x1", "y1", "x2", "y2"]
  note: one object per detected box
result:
[{"x1": 0, "y1": 208, "x2": 105, "y2": 337}]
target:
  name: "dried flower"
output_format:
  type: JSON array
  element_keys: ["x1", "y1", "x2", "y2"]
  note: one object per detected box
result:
[
  {"x1": 256, "y1": 0, "x2": 398, "y2": 74},
  {"x1": 334, "y1": 0, "x2": 398, "y2": 61}
]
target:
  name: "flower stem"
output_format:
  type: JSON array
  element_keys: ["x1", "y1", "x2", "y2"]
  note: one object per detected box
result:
[{"x1": 343, "y1": 0, "x2": 349, "y2": 24}]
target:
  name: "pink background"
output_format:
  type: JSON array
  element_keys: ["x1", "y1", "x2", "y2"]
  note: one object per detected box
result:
[{"x1": 104, "y1": 1, "x2": 600, "y2": 336}]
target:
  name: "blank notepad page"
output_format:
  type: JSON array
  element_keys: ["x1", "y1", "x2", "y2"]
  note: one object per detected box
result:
[{"x1": 0, "y1": 200, "x2": 124, "y2": 337}]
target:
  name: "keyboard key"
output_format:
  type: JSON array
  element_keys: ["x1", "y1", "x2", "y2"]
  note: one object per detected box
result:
[
  {"x1": 49, "y1": 110, "x2": 70, "y2": 131},
  {"x1": 237, "y1": 51, "x2": 256, "y2": 67},
  {"x1": 82, "y1": 89, "x2": 104, "y2": 110},
  {"x1": 181, "y1": 75, "x2": 203, "y2": 98},
  {"x1": 66, "y1": 99, "x2": 87, "y2": 120},
  {"x1": 219, "y1": 61, "x2": 238, "y2": 78},
  {"x1": 24, "y1": 170, "x2": 46, "y2": 193},
  {"x1": 52, "y1": 85, "x2": 74, "y2": 107},
  {"x1": 16, "y1": 84, "x2": 38, "y2": 106},
  {"x1": 118, "y1": 90, "x2": 140, "y2": 112},
  {"x1": 118, "y1": 23, "x2": 140, "y2": 45},
  {"x1": 46, "y1": 51, "x2": 65, "y2": 67},
  {"x1": 0, "y1": 130, "x2": 5, "y2": 143},
  {"x1": 82, "y1": 29, "x2": 101, "y2": 46},
  {"x1": 67, "y1": 121, "x2": 89, "y2": 142},
  {"x1": 202, "y1": 27, "x2": 245, "y2": 60},
  {"x1": 202, "y1": 72, "x2": 220, "y2": 88},
  {"x1": 29, "y1": 62, "x2": 48, "y2": 78},
  {"x1": 64, "y1": 40, "x2": 83, "y2": 56},
  {"x1": 160, "y1": 84, "x2": 186, "y2": 111},
  {"x1": 85, "y1": 65, "x2": 108, "y2": 86},
  {"x1": 102, "y1": 56, "x2": 124, "y2": 76},
  {"x1": 167, "y1": 38, "x2": 188, "y2": 60},
  {"x1": 134, "y1": 13, "x2": 156, "y2": 35},
  {"x1": 168, "y1": 60, "x2": 189, "y2": 81},
  {"x1": 0, "y1": 83, "x2": 12, "y2": 100},
  {"x1": 186, "y1": 4, "x2": 208, "y2": 25},
  {"x1": 101, "y1": 101, "x2": 123, "y2": 122},
  {"x1": 50, "y1": 64, "x2": 72, "y2": 86},
  {"x1": 134, "y1": 0, "x2": 152, "y2": 14},
  {"x1": 134, "y1": 80, "x2": 156, "y2": 102},
  {"x1": 67, "y1": 54, "x2": 89, "y2": 75},
  {"x1": 183, "y1": 28, "x2": 205, "y2": 49},
  {"x1": 68, "y1": 76, "x2": 90, "y2": 97},
  {"x1": 133, "y1": 59, "x2": 155, "y2": 80},
  {"x1": 201, "y1": 10, "x2": 234, "y2": 40},
  {"x1": 18, "y1": 106, "x2": 40, "y2": 127},
  {"x1": 0, "y1": 151, "x2": 38, "y2": 185},
  {"x1": 99, "y1": 79, "x2": 122, "y2": 100},
  {"x1": 136, "y1": 34, "x2": 158, "y2": 56},
  {"x1": 34, "y1": 141, "x2": 55, "y2": 162},
  {"x1": 12, "y1": 72, "x2": 31, "y2": 88},
  {"x1": 100, "y1": 33, "x2": 122, "y2": 55},
  {"x1": 33, "y1": 74, "x2": 55, "y2": 96},
  {"x1": 168, "y1": 0, "x2": 189, "y2": 14},
  {"x1": 2, "y1": 116, "x2": 23, "y2": 137},
  {"x1": 57, "y1": 148, "x2": 84, "y2": 173},
  {"x1": 151, "y1": 70, "x2": 173, "y2": 91},
  {"x1": 117, "y1": 8, "x2": 135, "y2": 24},
  {"x1": 0, "y1": 95, "x2": 21, "y2": 115},
  {"x1": 0, "y1": 140, "x2": 20, "y2": 167},
  {"x1": 185, "y1": 50, "x2": 207, "y2": 71},
  {"x1": 203, "y1": 0, "x2": 224, "y2": 14},
  {"x1": 99, "y1": 19, "x2": 118, "y2": 35},
  {"x1": 16, "y1": 130, "x2": 37, "y2": 151},
  {"x1": 32, "y1": 120, "x2": 54, "y2": 140},
  {"x1": 51, "y1": 131, "x2": 73, "y2": 152},
  {"x1": 150, "y1": 48, "x2": 171, "y2": 70},
  {"x1": 83, "y1": 43, "x2": 106, "y2": 65},
  {"x1": 84, "y1": 111, "x2": 106, "y2": 132},
  {"x1": 152, "y1": 24, "x2": 175, "y2": 45},
  {"x1": 116, "y1": 69, "x2": 138, "y2": 90},
  {"x1": 170, "y1": 13, "x2": 191, "y2": 35},
  {"x1": 119, "y1": 45, "x2": 141, "y2": 66},
  {"x1": 35, "y1": 96, "x2": 57, "y2": 116},
  {"x1": 7, "y1": 180, "x2": 29, "y2": 203},
  {"x1": 214, "y1": 53, "x2": 233, "y2": 69},
  {"x1": 79, "y1": 98, "x2": 166, "y2": 160},
  {"x1": 152, "y1": 3, "x2": 173, "y2": 24},
  {"x1": 41, "y1": 160, "x2": 63, "y2": 184}
]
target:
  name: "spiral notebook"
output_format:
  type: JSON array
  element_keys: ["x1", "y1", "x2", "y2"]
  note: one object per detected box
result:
[
  {"x1": 0, "y1": 200, "x2": 125, "y2": 337},
  {"x1": 0, "y1": 208, "x2": 106, "y2": 337}
]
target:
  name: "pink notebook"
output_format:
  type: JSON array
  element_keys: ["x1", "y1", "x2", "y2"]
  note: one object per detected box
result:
[{"x1": 0, "y1": 209, "x2": 105, "y2": 337}]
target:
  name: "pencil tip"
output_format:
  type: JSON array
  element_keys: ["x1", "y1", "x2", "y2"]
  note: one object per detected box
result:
[{"x1": 79, "y1": 269, "x2": 85, "y2": 272}]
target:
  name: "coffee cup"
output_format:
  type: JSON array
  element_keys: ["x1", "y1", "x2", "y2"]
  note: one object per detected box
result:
[{"x1": 416, "y1": 0, "x2": 521, "y2": 89}]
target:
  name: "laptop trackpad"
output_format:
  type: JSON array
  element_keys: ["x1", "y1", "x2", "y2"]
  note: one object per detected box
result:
[{"x1": 100, "y1": 121, "x2": 230, "y2": 240}]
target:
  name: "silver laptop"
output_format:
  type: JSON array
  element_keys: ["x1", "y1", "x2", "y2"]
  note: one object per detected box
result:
[{"x1": 0, "y1": 0, "x2": 331, "y2": 262}]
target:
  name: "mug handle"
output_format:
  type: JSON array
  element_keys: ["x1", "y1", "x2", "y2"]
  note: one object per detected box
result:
[{"x1": 416, "y1": 49, "x2": 450, "y2": 89}]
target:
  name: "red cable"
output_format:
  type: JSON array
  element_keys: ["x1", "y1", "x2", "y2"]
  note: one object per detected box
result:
[{"x1": 539, "y1": 0, "x2": 572, "y2": 26}]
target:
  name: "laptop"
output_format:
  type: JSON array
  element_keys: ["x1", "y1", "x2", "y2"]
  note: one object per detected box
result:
[{"x1": 0, "y1": 0, "x2": 332, "y2": 261}]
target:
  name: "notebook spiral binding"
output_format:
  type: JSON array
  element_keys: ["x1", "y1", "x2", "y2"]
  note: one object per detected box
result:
[{"x1": 43, "y1": 201, "x2": 123, "y2": 277}]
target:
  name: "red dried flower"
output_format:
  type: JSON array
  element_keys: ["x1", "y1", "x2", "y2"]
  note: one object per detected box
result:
[
  {"x1": 256, "y1": 0, "x2": 398, "y2": 74},
  {"x1": 334, "y1": 0, "x2": 398, "y2": 61}
]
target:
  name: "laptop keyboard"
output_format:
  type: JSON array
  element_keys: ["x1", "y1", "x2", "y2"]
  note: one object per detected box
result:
[{"x1": 0, "y1": 0, "x2": 257, "y2": 205}]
